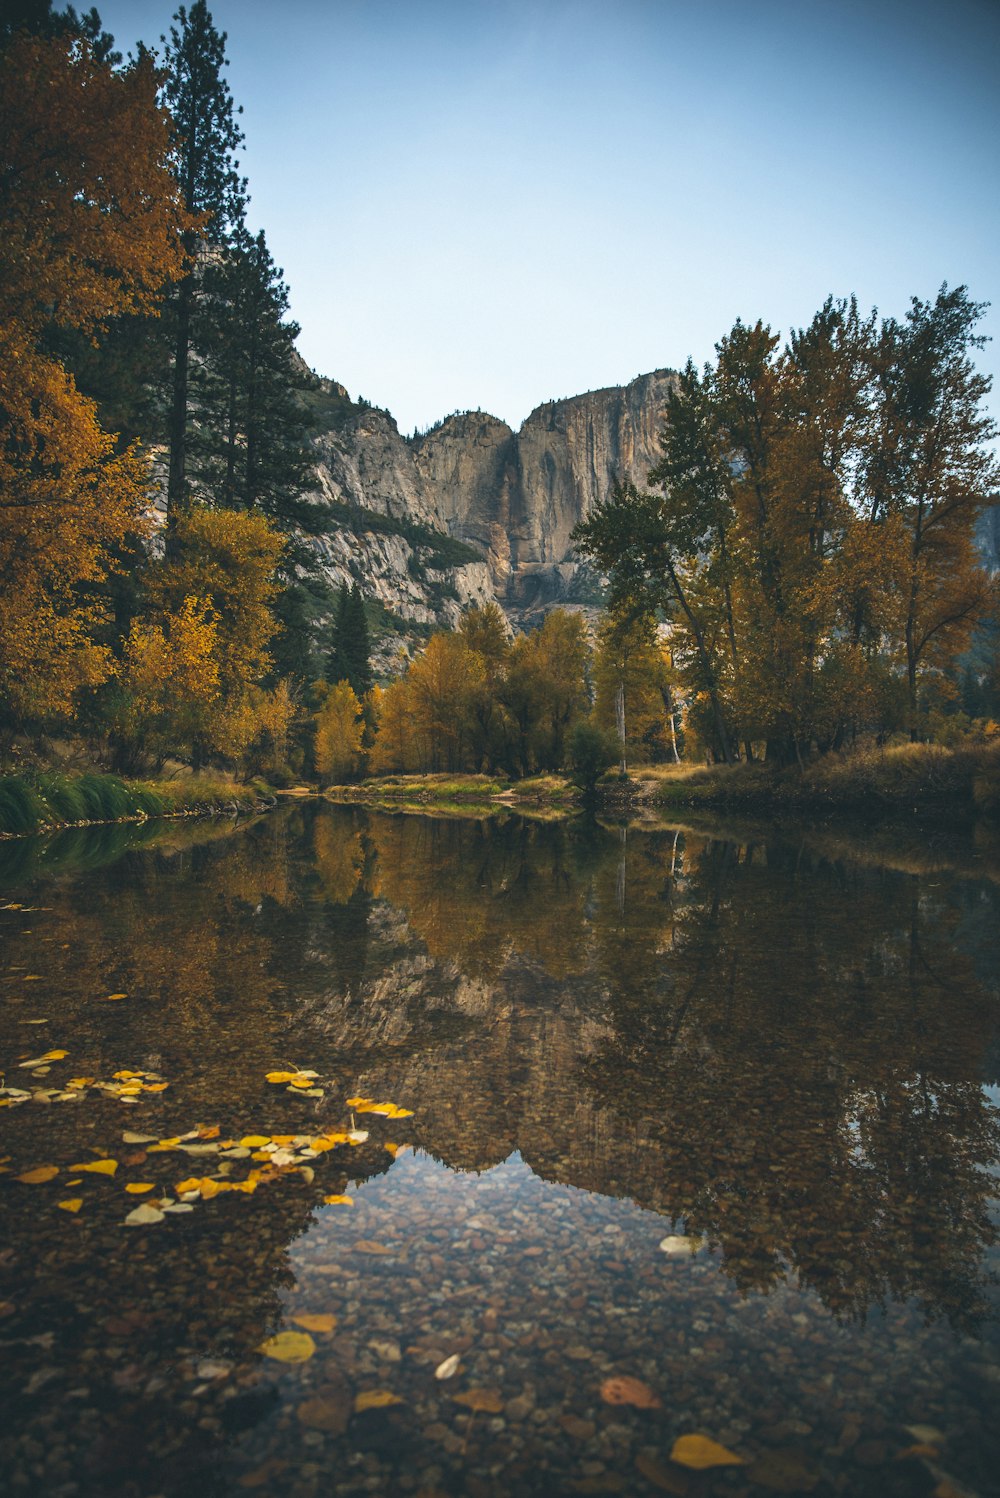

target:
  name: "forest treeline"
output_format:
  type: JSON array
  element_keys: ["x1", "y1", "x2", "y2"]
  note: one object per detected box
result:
[{"x1": 1, "y1": 3, "x2": 998, "y2": 792}]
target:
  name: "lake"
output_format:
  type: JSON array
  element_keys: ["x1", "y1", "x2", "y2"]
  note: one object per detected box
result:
[{"x1": 1, "y1": 805, "x2": 998, "y2": 1497}]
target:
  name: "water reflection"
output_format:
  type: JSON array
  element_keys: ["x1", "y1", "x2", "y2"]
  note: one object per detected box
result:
[{"x1": 0, "y1": 806, "x2": 998, "y2": 1496}]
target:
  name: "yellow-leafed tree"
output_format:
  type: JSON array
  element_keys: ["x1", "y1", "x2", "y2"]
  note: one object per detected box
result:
[
  {"x1": 315, "y1": 680, "x2": 364, "y2": 784},
  {"x1": 0, "y1": 31, "x2": 191, "y2": 730}
]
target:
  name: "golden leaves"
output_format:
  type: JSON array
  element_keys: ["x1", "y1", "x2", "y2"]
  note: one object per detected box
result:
[
  {"x1": 669, "y1": 1435, "x2": 745, "y2": 1470},
  {"x1": 124, "y1": 1183, "x2": 155, "y2": 1194},
  {"x1": 322, "y1": 1194, "x2": 353, "y2": 1206},
  {"x1": 257, "y1": 1331, "x2": 315, "y2": 1364},
  {"x1": 69, "y1": 1159, "x2": 117, "y2": 1176},
  {"x1": 16, "y1": 1164, "x2": 59, "y2": 1184},
  {"x1": 291, "y1": 1314, "x2": 336, "y2": 1334},
  {"x1": 57, "y1": 1198, "x2": 83, "y2": 1213},
  {"x1": 600, "y1": 1376, "x2": 661, "y2": 1409},
  {"x1": 354, "y1": 1390, "x2": 403, "y2": 1412}
]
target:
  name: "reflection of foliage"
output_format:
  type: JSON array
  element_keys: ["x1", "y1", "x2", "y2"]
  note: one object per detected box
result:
[{"x1": 580, "y1": 831, "x2": 1000, "y2": 1329}]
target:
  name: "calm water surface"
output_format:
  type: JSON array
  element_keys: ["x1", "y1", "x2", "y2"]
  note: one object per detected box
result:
[{"x1": 1, "y1": 806, "x2": 998, "y2": 1497}]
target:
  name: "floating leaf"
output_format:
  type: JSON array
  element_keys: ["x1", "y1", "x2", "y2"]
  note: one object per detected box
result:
[
  {"x1": 69, "y1": 1159, "x2": 117, "y2": 1176},
  {"x1": 354, "y1": 1389, "x2": 403, "y2": 1412},
  {"x1": 600, "y1": 1375, "x2": 661, "y2": 1409},
  {"x1": 435, "y1": 1354, "x2": 460, "y2": 1380},
  {"x1": 122, "y1": 1131, "x2": 157, "y2": 1145},
  {"x1": 141, "y1": 1081, "x2": 169, "y2": 1093},
  {"x1": 258, "y1": 1331, "x2": 315, "y2": 1363},
  {"x1": 670, "y1": 1435, "x2": 745, "y2": 1470},
  {"x1": 353, "y1": 1239, "x2": 392, "y2": 1255},
  {"x1": 345, "y1": 1096, "x2": 373, "y2": 1108},
  {"x1": 57, "y1": 1198, "x2": 83, "y2": 1213},
  {"x1": 125, "y1": 1203, "x2": 165, "y2": 1226},
  {"x1": 453, "y1": 1388, "x2": 503, "y2": 1413},
  {"x1": 347, "y1": 1130, "x2": 369, "y2": 1145},
  {"x1": 125, "y1": 1183, "x2": 155, "y2": 1194},
  {"x1": 16, "y1": 1165, "x2": 59, "y2": 1184},
  {"x1": 292, "y1": 1313, "x2": 337, "y2": 1334},
  {"x1": 322, "y1": 1194, "x2": 353, "y2": 1206},
  {"x1": 384, "y1": 1142, "x2": 412, "y2": 1158},
  {"x1": 162, "y1": 1202, "x2": 195, "y2": 1214},
  {"x1": 18, "y1": 1050, "x2": 68, "y2": 1068},
  {"x1": 103, "y1": 993, "x2": 128, "y2": 1001}
]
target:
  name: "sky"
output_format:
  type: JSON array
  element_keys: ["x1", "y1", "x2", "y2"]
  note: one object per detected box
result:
[{"x1": 99, "y1": 0, "x2": 1000, "y2": 438}]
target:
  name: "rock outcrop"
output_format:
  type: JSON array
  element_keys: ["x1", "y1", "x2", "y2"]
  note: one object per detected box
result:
[{"x1": 305, "y1": 368, "x2": 676, "y2": 632}]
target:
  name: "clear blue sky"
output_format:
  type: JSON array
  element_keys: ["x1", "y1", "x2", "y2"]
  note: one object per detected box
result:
[{"x1": 100, "y1": 0, "x2": 1000, "y2": 438}]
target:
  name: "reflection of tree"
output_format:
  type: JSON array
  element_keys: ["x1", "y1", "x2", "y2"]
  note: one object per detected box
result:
[
  {"x1": 368, "y1": 813, "x2": 614, "y2": 981},
  {"x1": 581, "y1": 831, "x2": 1000, "y2": 1329}
]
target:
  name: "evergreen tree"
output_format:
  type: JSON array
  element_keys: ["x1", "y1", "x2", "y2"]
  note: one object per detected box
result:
[
  {"x1": 328, "y1": 585, "x2": 373, "y2": 698},
  {"x1": 161, "y1": 0, "x2": 245, "y2": 525},
  {"x1": 192, "y1": 227, "x2": 316, "y2": 525}
]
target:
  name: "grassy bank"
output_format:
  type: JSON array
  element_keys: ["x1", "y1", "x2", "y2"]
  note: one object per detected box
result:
[
  {"x1": 635, "y1": 741, "x2": 1000, "y2": 819},
  {"x1": 0, "y1": 771, "x2": 271, "y2": 837},
  {"x1": 325, "y1": 772, "x2": 580, "y2": 818}
]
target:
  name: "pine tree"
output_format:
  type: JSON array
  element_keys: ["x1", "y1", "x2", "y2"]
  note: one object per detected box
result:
[
  {"x1": 328, "y1": 585, "x2": 373, "y2": 698},
  {"x1": 161, "y1": 1, "x2": 245, "y2": 526},
  {"x1": 192, "y1": 227, "x2": 315, "y2": 522}
]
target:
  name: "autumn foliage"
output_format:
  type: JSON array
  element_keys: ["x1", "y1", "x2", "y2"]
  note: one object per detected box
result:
[{"x1": 0, "y1": 30, "x2": 191, "y2": 730}]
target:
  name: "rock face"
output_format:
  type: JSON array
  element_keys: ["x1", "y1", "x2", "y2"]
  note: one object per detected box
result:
[{"x1": 306, "y1": 369, "x2": 676, "y2": 630}]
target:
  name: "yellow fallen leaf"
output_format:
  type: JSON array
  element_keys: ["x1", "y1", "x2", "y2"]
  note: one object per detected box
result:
[
  {"x1": 69, "y1": 1159, "x2": 118, "y2": 1176},
  {"x1": 354, "y1": 1389, "x2": 403, "y2": 1412},
  {"x1": 125, "y1": 1183, "x2": 155, "y2": 1194},
  {"x1": 57, "y1": 1198, "x2": 83, "y2": 1213},
  {"x1": 265, "y1": 1071, "x2": 300, "y2": 1084},
  {"x1": 240, "y1": 1135, "x2": 271, "y2": 1148},
  {"x1": 435, "y1": 1354, "x2": 460, "y2": 1380},
  {"x1": 16, "y1": 1165, "x2": 59, "y2": 1184},
  {"x1": 147, "y1": 1138, "x2": 181, "y2": 1152},
  {"x1": 670, "y1": 1435, "x2": 745, "y2": 1470},
  {"x1": 175, "y1": 1177, "x2": 203, "y2": 1195},
  {"x1": 345, "y1": 1096, "x2": 373, "y2": 1108},
  {"x1": 384, "y1": 1142, "x2": 412, "y2": 1159},
  {"x1": 292, "y1": 1313, "x2": 337, "y2": 1333},
  {"x1": 141, "y1": 1082, "x2": 169, "y2": 1093},
  {"x1": 258, "y1": 1331, "x2": 315, "y2": 1363},
  {"x1": 384, "y1": 1105, "x2": 414, "y2": 1118},
  {"x1": 251, "y1": 1150, "x2": 272, "y2": 1162},
  {"x1": 453, "y1": 1388, "x2": 503, "y2": 1413},
  {"x1": 103, "y1": 993, "x2": 128, "y2": 1001},
  {"x1": 322, "y1": 1194, "x2": 354, "y2": 1205},
  {"x1": 229, "y1": 1178, "x2": 258, "y2": 1194},
  {"x1": 288, "y1": 1077, "x2": 313, "y2": 1089}
]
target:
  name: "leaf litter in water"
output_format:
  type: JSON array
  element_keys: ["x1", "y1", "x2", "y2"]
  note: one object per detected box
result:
[
  {"x1": 57, "y1": 1198, "x2": 83, "y2": 1213},
  {"x1": 15, "y1": 1164, "x2": 59, "y2": 1184},
  {"x1": 600, "y1": 1375, "x2": 661, "y2": 1409},
  {"x1": 670, "y1": 1434, "x2": 746, "y2": 1469},
  {"x1": 354, "y1": 1389, "x2": 403, "y2": 1412},
  {"x1": 258, "y1": 1331, "x2": 315, "y2": 1363},
  {"x1": 453, "y1": 1388, "x2": 504, "y2": 1413},
  {"x1": 124, "y1": 1203, "x2": 165, "y2": 1226},
  {"x1": 69, "y1": 1159, "x2": 117, "y2": 1176},
  {"x1": 291, "y1": 1314, "x2": 336, "y2": 1334},
  {"x1": 434, "y1": 1354, "x2": 460, "y2": 1380}
]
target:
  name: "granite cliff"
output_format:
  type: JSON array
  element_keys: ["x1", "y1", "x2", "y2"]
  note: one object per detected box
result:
[{"x1": 303, "y1": 369, "x2": 676, "y2": 639}]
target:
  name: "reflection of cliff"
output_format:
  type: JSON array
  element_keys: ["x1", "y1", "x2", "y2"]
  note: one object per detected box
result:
[{"x1": 309, "y1": 808, "x2": 1000, "y2": 1329}]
